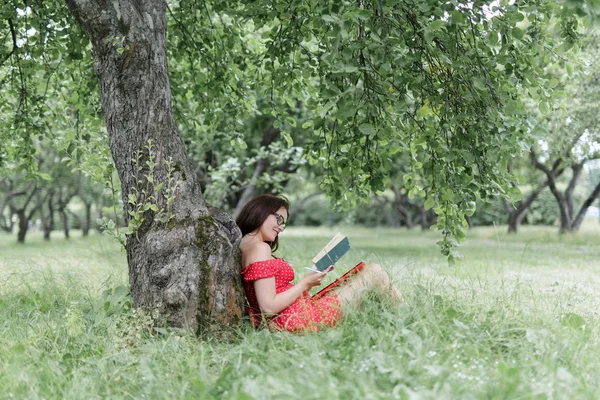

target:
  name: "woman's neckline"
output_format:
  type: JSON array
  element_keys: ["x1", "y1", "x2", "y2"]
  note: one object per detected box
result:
[{"x1": 241, "y1": 257, "x2": 283, "y2": 271}]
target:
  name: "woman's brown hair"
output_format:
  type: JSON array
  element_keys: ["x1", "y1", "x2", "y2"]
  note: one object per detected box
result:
[{"x1": 236, "y1": 194, "x2": 290, "y2": 252}]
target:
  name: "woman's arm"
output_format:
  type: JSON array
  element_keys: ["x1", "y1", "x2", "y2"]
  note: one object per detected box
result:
[
  {"x1": 254, "y1": 270, "x2": 329, "y2": 315},
  {"x1": 244, "y1": 242, "x2": 331, "y2": 314}
]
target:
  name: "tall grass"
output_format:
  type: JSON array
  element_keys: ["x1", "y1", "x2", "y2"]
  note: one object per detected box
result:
[{"x1": 1, "y1": 223, "x2": 599, "y2": 399}]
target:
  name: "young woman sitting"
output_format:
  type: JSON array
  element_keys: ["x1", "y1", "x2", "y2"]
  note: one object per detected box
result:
[{"x1": 236, "y1": 194, "x2": 400, "y2": 332}]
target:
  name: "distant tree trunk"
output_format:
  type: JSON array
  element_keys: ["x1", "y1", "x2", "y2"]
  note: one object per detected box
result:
[
  {"x1": 60, "y1": 207, "x2": 70, "y2": 239},
  {"x1": 41, "y1": 191, "x2": 55, "y2": 241},
  {"x1": 571, "y1": 181, "x2": 600, "y2": 232},
  {"x1": 504, "y1": 180, "x2": 550, "y2": 234},
  {"x1": 82, "y1": 202, "x2": 92, "y2": 236},
  {"x1": 552, "y1": 185, "x2": 572, "y2": 234},
  {"x1": 532, "y1": 152, "x2": 573, "y2": 234},
  {"x1": 10, "y1": 186, "x2": 39, "y2": 243},
  {"x1": 0, "y1": 187, "x2": 27, "y2": 233},
  {"x1": 531, "y1": 144, "x2": 600, "y2": 234},
  {"x1": 391, "y1": 186, "x2": 414, "y2": 228},
  {"x1": 55, "y1": 185, "x2": 77, "y2": 240},
  {"x1": 565, "y1": 163, "x2": 583, "y2": 220},
  {"x1": 67, "y1": 1, "x2": 243, "y2": 331},
  {"x1": 419, "y1": 207, "x2": 428, "y2": 230},
  {"x1": 16, "y1": 209, "x2": 28, "y2": 243}
]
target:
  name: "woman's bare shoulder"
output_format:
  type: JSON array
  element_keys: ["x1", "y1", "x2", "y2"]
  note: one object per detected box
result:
[{"x1": 241, "y1": 241, "x2": 272, "y2": 267}]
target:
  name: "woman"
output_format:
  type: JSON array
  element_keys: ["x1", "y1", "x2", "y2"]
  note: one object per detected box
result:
[{"x1": 236, "y1": 194, "x2": 399, "y2": 332}]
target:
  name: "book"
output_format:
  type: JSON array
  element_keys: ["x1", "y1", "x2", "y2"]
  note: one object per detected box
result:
[
  {"x1": 312, "y1": 262, "x2": 366, "y2": 300},
  {"x1": 311, "y1": 232, "x2": 351, "y2": 271}
]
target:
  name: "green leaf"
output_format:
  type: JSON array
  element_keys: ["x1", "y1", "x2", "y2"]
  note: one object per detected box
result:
[
  {"x1": 547, "y1": 78, "x2": 559, "y2": 88},
  {"x1": 429, "y1": 20, "x2": 444, "y2": 31},
  {"x1": 424, "y1": 196, "x2": 435, "y2": 210},
  {"x1": 512, "y1": 27, "x2": 524, "y2": 40},
  {"x1": 441, "y1": 188, "x2": 454, "y2": 202},
  {"x1": 389, "y1": 146, "x2": 403, "y2": 155},
  {"x1": 281, "y1": 131, "x2": 294, "y2": 147},
  {"x1": 417, "y1": 103, "x2": 433, "y2": 118},
  {"x1": 355, "y1": 9, "x2": 372, "y2": 21},
  {"x1": 321, "y1": 15, "x2": 339, "y2": 24},
  {"x1": 358, "y1": 123, "x2": 376, "y2": 136}
]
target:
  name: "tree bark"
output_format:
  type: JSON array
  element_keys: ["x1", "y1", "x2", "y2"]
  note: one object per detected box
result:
[
  {"x1": 565, "y1": 163, "x2": 583, "y2": 221},
  {"x1": 60, "y1": 208, "x2": 70, "y2": 239},
  {"x1": 42, "y1": 191, "x2": 55, "y2": 240},
  {"x1": 10, "y1": 186, "x2": 39, "y2": 243},
  {"x1": 82, "y1": 202, "x2": 91, "y2": 236},
  {"x1": 531, "y1": 152, "x2": 571, "y2": 234},
  {"x1": 571, "y1": 181, "x2": 600, "y2": 232},
  {"x1": 504, "y1": 180, "x2": 549, "y2": 234},
  {"x1": 0, "y1": 184, "x2": 28, "y2": 232},
  {"x1": 16, "y1": 209, "x2": 28, "y2": 243},
  {"x1": 67, "y1": 0, "x2": 243, "y2": 331}
]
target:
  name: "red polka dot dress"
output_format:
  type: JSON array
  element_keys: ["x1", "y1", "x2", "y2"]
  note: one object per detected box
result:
[{"x1": 241, "y1": 258, "x2": 342, "y2": 332}]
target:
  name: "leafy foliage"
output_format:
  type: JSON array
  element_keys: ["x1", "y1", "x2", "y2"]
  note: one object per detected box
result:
[{"x1": 0, "y1": 1, "x2": 598, "y2": 257}]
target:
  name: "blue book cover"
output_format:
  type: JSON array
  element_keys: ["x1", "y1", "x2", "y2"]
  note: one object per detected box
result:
[{"x1": 312, "y1": 233, "x2": 350, "y2": 271}]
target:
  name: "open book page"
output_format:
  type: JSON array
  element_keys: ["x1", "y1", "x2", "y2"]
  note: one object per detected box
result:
[{"x1": 311, "y1": 232, "x2": 351, "y2": 271}]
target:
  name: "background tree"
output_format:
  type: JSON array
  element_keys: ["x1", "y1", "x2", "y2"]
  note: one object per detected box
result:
[{"x1": 530, "y1": 33, "x2": 600, "y2": 233}]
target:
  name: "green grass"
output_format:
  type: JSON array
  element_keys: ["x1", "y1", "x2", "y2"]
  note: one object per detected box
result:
[{"x1": 1, "y1": 222, "x2": 600, "y2": 399}]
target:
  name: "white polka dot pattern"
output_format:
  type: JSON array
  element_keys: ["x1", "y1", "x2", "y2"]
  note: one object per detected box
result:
[{"x1": 241, "y1": 258, "x2": 342, "y2": 332}]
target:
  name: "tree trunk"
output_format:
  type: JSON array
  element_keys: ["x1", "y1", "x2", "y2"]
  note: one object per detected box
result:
[
  {"x1": 16, "y1": 210, "x2": 27, "y2": 243},
  {"x1": 82, "y1": 202, "x2": 91, "y2": 236},
  {"x1": 505, "y1": 181, "x2": 549, "y2": 234},
  {"x1": 565, "y1": 164, "x2": 583, "y2": 220},
  {"x1": 538, "y1": 166, "x2": 571, "y2": 233},
  {"x1": 571, "y1": 181, "x2": 600, "y2": 232},
  {"x1": 41, "y1": 191, "x2": 55, "y2": 241},
  {"x1": 60, "y1": 208, "x2": 70, "y2": 239},
  {"x1": 10, "y1": 186, "x2": 39, "y2": 243},
  {"x1": 67, "y1": 1, "x2": 244, "y2": 331},
  {"x1": 0, "y1": 188, "x2": 27, "y2": 233},
  {"x1": 507, "y1": 211, "x2": 525, "y2": 233}
]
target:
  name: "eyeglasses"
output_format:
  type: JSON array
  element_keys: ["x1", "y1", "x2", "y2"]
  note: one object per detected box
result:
[{"x1": 272, "y1": 212, "x2": 287, "y2": 230}]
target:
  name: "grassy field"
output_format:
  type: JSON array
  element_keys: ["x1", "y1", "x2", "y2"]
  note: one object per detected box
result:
[{"x1": 1, "y1": 222, "x2": 600, "y2": 399}]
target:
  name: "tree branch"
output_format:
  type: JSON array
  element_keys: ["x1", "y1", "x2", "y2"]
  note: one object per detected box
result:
[
  {"x1": 571, "y1": 180, "x2": 600, "y2": 231},
  {"x1": 0, "y1": 19, "x2": 19, "y2": 68}
]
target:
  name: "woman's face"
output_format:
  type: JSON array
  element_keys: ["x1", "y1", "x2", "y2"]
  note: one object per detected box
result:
[{"x1": 259, "y1": 206, "x2": 288, "y2": 242}]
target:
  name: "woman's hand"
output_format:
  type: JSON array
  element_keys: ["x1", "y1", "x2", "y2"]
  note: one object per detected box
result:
[{"x1": 300, "y1": 266, "x2": 334, "y2": 290}]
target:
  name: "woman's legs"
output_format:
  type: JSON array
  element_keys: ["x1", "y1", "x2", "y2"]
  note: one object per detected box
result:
[{"x1": 333, "y1": 263, "x2": 402, "y2": 307}]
